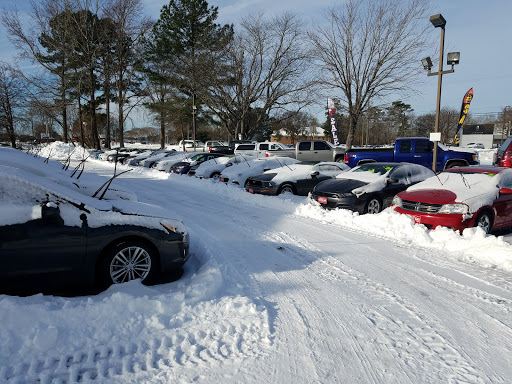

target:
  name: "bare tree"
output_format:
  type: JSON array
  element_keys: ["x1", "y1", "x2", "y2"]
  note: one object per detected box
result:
[
  {"x1": 0, "y1": 62, "x2": 27, "y2": 147},
  {"x1": 309, "y1": 0, "x2": 430, "y2": 150},
  {"x1": 103, "y1": 0, "x2": 152, "y2": 147},
  {"x1": 1, "y1": 0, "x2": 79, "y2": 143},
  {"x1": 201, "y1": 12, "x2": 317, "y2": 140}
]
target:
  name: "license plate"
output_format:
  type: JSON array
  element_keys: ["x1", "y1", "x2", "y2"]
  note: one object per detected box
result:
[
  {"x1": 318, "y1": 196, "x2": 328, "y2": 204},
  {"x1": 248, "y1": 188, "x2": 254, "y2": 194}
]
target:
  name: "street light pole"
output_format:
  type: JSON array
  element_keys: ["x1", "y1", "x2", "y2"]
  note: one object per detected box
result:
[
  {"x1": 422, "y1": 14, "x2": 459, "y2": 172},
  {"x1": 432, "y1": 23, "x2": 445, "y2": 173}
]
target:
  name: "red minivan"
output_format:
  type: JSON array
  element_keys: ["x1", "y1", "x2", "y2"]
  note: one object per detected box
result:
[{"x1": 495, "y1": 137, "x2": 512, "y2": 167}]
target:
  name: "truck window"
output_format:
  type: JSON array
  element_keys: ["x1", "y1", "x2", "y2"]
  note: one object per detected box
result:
[
  {"x1": 259, "y1": 144, "x2": 269, "y2": 150},
  {"x1": 270, "y1": 144, "x2": 282, "y2": 150},
  {"x1": 298, "y1": 142, "x2": 311, "y2": 151},
  {"x1": 314, "y1": 141, "x2": 330, "y2": 150},
  {"x1": 414, "y1": 141, "x2": 433, "y2": 153},
  {"x1": 236, "y1": 144, "x2": 255, "y2": 150},
  {"x1": 399, "y1": 141, "x2": 412, "y2": 153}
]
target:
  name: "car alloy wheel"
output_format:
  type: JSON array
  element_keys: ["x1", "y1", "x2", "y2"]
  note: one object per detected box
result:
[
  {"x1": 365, "y1": 198, "x2": 381, "y2": 214},
  {"x1": 101, "y1": 241, "x2": 156, "y2": 287},
  {"x1": 474, "y1": 211, "x2": 493, "y2": 234}
]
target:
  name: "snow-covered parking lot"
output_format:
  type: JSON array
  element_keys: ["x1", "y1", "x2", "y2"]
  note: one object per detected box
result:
[{"x1": 1, "y1": 143, "x2": 512, "y2": 383}]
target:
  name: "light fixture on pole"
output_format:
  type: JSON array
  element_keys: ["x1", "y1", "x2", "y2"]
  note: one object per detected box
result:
[{"x1": 422, "y1": 13, "x2": 460, "y2": 172}]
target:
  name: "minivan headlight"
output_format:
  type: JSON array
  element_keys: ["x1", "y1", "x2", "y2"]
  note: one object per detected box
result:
[{"x1": 438, "y1": 203, "x2": 468, "y2": 214}]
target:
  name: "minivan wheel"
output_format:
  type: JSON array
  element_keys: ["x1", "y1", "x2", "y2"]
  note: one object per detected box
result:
[
  {"x1": 100, "y1": 241, "x2": 156, "y2": 287},
  {"x1": 364, "y1": 197, "x2": 382, "y2": 214},
  {"x1": 474, "y1": 211, "x2": 493, "y2": 234}
]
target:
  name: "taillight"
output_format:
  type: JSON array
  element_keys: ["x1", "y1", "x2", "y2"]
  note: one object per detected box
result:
[
  {"x1": 266, "y1": 153, "x2": 269, "y2": 157},
  {"x1": 344, "y1": 154, "x2": 349, "y2": 163}
]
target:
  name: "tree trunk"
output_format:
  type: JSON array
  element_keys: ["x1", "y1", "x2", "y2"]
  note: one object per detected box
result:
[
  {"x1": 346, "y1": 114, "x2": 359, "y2": 152},
  {"x1": 160, "y1": 109, "x2": 165, "y2": 149},
  {"x1": 105, "y1": 85, "x2": 111, "y2": 149}
]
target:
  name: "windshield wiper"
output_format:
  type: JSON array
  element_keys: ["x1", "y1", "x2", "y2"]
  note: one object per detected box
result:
[{"x1": 460, "y1": 173, "x2": 471, "y2": 188}]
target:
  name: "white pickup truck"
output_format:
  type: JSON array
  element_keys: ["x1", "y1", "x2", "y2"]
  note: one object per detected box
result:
[
  {"x1": 234, "y1": 142, "x2": 289, "y2": 159},
  {"x1": 166, "y1": 140, "x2": 205, "y2": 152}
]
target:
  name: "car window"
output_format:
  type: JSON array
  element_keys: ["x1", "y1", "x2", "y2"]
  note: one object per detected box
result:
[
  {"x1": 500, "y1": 171, "x2": 512, "y2": 189},
  {"x1": 270, "y1": 144, "x2": 282, "y2": 150},
  {"x1": 353, "y1": 163, "x2": 394, "y2": 175},
  {"x1": 399, "y1": 141, "x2": 412, "y2": 153},
  {"x1": 298, "y1": 142, "x2": 311, "y2": 151},
  {"x1": 259, "y1": 144, "x2": 269, "y2": 151},
  {"x1": 389, "y1": 167, "x2": 411, "y2": 184},
  {"x1": 314, "y1": 141, "x2": 330, "y2": 150},
  {"x1": 414, "y1": 141, "x2": 433, "y2": 153},
  {"x1": 499, "y1": 137, "x2": 512, "y2": 152}
]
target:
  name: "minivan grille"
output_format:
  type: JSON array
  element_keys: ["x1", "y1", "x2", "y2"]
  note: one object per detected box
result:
[{"x1": 401, "y1": 200, "x2": 443, "y2": 213}]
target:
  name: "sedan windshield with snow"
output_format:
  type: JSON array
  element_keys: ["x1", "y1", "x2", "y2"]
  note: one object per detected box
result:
[{"x1": 311, "y1": 162, "x2": 435, "y2": 214}]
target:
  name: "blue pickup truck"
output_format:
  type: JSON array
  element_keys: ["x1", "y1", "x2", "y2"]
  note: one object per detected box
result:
[{"x1": 344, "y1": 137, "x2": 479, "y2": 169}]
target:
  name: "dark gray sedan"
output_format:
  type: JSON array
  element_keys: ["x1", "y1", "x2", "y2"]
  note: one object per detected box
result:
[{"x1": 311, "y1": 162, "x2": 435, "y2": 214}]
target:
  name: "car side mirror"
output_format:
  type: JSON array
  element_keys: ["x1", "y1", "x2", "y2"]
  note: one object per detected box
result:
[
  {"x1": 499, "y1": 187, "x2": 512, "y2": 195},
  {"x1": 41, "y1": 203, "x2": 64, "y2": 225},
  {"x1": 311, "y1": 171, "x2": 320, "y2": 178}
]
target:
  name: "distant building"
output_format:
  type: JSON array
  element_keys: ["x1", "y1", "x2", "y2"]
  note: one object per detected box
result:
[
  {"x1": 460, "y1": 124, "x2": 495, "y2": 149},
  {"x1": 271, "y1": 127, "x2": 330, "y2": 145}
]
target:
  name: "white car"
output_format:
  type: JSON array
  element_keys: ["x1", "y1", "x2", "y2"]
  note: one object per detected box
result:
[
  {"x1": 219, "y1": 157, "x2": 300, "y2": 186},
  {"x1": 193, "y1": 155, "x2": 247, "y2": 179},
  {"x1": 245, "y1": 162, "x2": 351, "y2": 195},
  {"x1": 153, "y1": 152, "x2": 202, "y2": 172}
]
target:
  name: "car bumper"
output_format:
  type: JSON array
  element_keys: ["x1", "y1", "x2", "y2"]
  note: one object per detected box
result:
[
  {"x1": 311, "y1": 193, "x2": 364, "y2": 213},
  {"x1": 393, "y1": 207, "x2": 474, "y2": 232},
  {"x1": 245, "y1": 185, "x2": 278, "y2": 195}
]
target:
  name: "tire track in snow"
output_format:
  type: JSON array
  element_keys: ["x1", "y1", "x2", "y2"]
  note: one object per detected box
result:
[
  {"x1": 263, "y1": 230, "x2": 489, "y2": 384},
  {"x1": 0, "y1": 319, "x2": 268, "y2": 384}
]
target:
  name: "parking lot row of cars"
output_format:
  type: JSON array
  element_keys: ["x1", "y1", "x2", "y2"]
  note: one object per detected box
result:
[{"x1": 95, "y1": 144, "x2": 512, "y2": 236}]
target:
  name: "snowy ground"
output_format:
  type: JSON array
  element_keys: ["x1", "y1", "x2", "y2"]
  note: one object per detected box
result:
[{"x1": 1, "y1": 143, "x2": 512, "y2": 383}]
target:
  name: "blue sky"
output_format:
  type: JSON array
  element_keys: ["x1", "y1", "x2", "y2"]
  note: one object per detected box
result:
[{"x1": 1, "y1": 0, "x2": 511, "y2": 123}]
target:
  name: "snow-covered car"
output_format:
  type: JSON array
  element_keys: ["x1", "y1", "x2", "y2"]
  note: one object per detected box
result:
[
  {"x1": 219, "y1": 157, "x2": 300, "y2": 186},
  {"x1": 125, "y1": 149, "x2": 157, "y2": 166},
  {"x1": 311, "y1": 162, "x2": 435, "y2": 214},
  {"x1": 0, "y1": 147, "x2": 190, "y2": 293},
  {"x1": 170, "y1": 153, "x2": 227, "y2": 174},
  {"x1": 392, "y1": 166, "x2": 512, "y2": 233},
  {"x1": 245, "y1": 162, "x2": 350, "y2": 195},
  {"x1": 192, "y1": 155, "x2": 247, "y2": 179},
  {"x1": 153, "y1": 152, "x2": 206, "y2": 173},
  {"x1": 138, "y1": 150, "x2": 176, "y2": 168}
]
